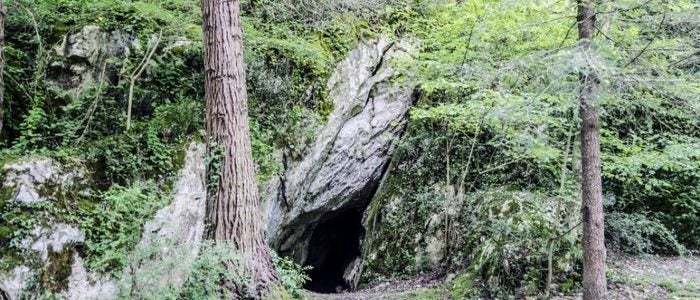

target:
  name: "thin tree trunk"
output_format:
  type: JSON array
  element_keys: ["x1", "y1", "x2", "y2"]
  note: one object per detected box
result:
[
  {"x1": 201, "y1": 0, "x2": 280, "y2": 297},
  {"x1": 0, "y1": 0, "x2": 5, "y2": 136},
  {"x1": 577, "y1": 1, "x2": 607, "y2": 299}
]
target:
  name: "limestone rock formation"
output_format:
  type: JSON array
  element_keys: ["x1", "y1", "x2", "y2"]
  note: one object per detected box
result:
[
  {"x1": 263, "y1": 37, "x2": 416, "y2": 289},
  {"x1": 123, "y1": 142, "x2": 207, "y2": 297},
  {"x1": 0, "y1": 142, "x2": 205, "y2": 299},
  {"x1": 0, "y1": 35, "x2": 416, "y2": 297},
  {"x1": 2, "y1": 158, "x2": 85, "y2": 204},
  {"x1": 0, "y1": 158, "x2": 98, "y2": 299},
  {"x1": 49, "y1": 26, "x2": 133, "y2": 94}
]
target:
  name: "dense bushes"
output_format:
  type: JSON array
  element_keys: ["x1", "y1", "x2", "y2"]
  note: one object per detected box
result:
[
  {"x1": 605, "y1": 212, "x2": 686, "y2": 255},
  {"x1": 0, "y1": 0, "x2": 697, "y2": 297},
  {"x1": 117, "y1": 240, "x2": 309, "y2": 299},
  {"x1": 365, "y1": 185, "x2": 583, "y2": 296},
  {"x1": 364, "y1": 0, "x2": 698, "y2": 296},
  {"x1": 78, "y1": 182, "x2": 169, "y2": 272}
]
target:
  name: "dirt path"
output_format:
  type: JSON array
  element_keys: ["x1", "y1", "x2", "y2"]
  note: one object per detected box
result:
[
  {"x1": 305, "y1": 254, "x2": 700, "y2": 300},
  {"x1": 604, "y1": 254, "x2": 700, "y2": 299},
  {"x1": 307, "y1": 271, "x2": 445, "y2": 300}
]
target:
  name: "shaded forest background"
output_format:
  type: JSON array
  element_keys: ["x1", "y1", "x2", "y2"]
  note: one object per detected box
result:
[{"x1": 0, "y1": 0, "x2": 698, "y2": 298}]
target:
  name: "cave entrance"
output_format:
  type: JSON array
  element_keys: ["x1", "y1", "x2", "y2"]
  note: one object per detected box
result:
[{"x1": 303, "y1": 208, "x2": 365, "y2": 293}]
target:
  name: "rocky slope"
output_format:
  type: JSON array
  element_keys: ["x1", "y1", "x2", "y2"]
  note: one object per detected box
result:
[{"x1": 0, "y1": 26, "x2": 416, "y2": 298}]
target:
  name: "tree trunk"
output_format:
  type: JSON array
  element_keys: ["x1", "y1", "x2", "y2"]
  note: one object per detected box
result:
[
  {"x1": 201, "y1": 0, "x2": 280, "y2": 297},
  {"x1": 577, "y1": 1, "x2": 607, "y2": 299},
  {"x1": 0, "y1": 0, "x2": 5, "y2": 136}
]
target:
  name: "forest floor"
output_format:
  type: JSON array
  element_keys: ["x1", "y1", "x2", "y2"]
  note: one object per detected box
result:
[{"x1": 306, "y1": 254, "x2": 700, "y2": 300}]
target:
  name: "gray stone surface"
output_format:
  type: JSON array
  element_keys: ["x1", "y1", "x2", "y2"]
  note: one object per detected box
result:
[
  {"x1": 20, "y1": 223, "x2": 85, "y2": 262},
  {"x1": 3, "y1": 158, "x2": 60, "y2": 204},
  {"x1": 2, "y1": 157, "x2": 87, "y2": 205},
  {"x1": 140, "y1": 142, "x2": 206, "y2": 247},
  {"x1": 51, "y1": 26, "x2": 132, "y2": 94},
  {"x1": 61, "y1": 255, "x2": 117, "y2": 300},
  {"x1": 0, "y1": 267, "x2": 32, "y2": 300},
  {"x1": 126, "y1": 142, "x2": 207, "y2": 294},
  {"x1": 263, "y1": 38, "x2": 416, "y2": 288}
]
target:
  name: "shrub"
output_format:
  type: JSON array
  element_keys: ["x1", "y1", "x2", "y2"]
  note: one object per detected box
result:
[
  {"x1": 453, "y1": 189, "x2": 582, "y2": 297},
  {"x1": 271, "y1": 251, "x2": 311, "y2": 298},
  {"x1": 365, "y1": 187, "x2": 582, "y2": 297},
  {"x1": 605, "y1": 212, "x2": 686, "y2": 255},
  {"x1": 179, "y1": 242, "x2": 253, "y2": 300},
  {"x1": 78, "y1": 181, "x2": 168, "y2": 272},
  {"x1": 118, "y1": 239, "x2": 309, "y2": 299}
]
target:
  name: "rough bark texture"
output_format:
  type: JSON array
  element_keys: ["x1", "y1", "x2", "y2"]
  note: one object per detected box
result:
[
  {"x1": 577, "y1": 1, "x2": 607, "y2": 299},
  {"x1": 201, "y1": 0, "x2": 280, "y2": 297},
  {"x1": 1, "y1": 0, "x2": 5, "y2": 136}
]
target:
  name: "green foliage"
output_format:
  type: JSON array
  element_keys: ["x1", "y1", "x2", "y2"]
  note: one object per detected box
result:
[
  {"x1": 0, "y1": 178, "x2": 167, "y2": 275},
  {"x1": 271, "y1": 251, "x2": 311, "y2": 299},
  {"x1": 77, "y1": 182, "x2": 168, "y2": 272},
  {"x1": 275, "y1": 106, "x2": 321, "y2": 159},
  {"x1": 7, "y1": 0, "x2": 201, "y2": 39},
  {"x1": 204, "y1": 140, "x2": 223, "y2": 196},
  {"x1": 178, "y1": 243, "x2": 252, "y2": 300},
  {"x1": 366, "y1": 1, "x2": 698, "y2": 294},
  {"x1": 449, "y1": 273, "x2": 479, "y2": 299},
  {"x1": 117, "y1": 239, "x2": 250, "y2": 300},
  {"x1": 116, "y1": 239, "x2": 309, "y2": 299},
  {"x1": 1, "y1": 0, "x2": 698, "y2": 297},
  {"x1": 606, "y1": 212, "x2": 686, "y2": 255},
  {"x1": 365, "y1": 187, "x2": 582, "y2": 296},
  {"x1": 0, "y1": 200, "x2": 43, "y2": 252},
  {"x1": 458, "y1": 190, "x2": 581, "y2": 296}
]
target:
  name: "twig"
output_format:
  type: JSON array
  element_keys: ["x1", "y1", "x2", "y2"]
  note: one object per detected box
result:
[
  {"x1": 624, "y1": 12, "x2": 666, "y2": 68},
  {"x1": 75, "y1": 62, "x2": 108, "y2": 144},
  {"x1": 594, "y1": 24, "x2": 620, "y2": 44},
  {"x1": 477, "y1": 160, "x2": 518, "y2": 175},
  {"x1": 460, "y1": 17, "x2": 481, "y2": 69},
  {"x1": 558, "y1": 20, "x2": 578, "y2": 48},
  {"x1": 126, "y1": 29, "x2": 162, "y2": 131},
  {"x1": 597, "y1": 0, "x2": 655, "y2": 15},
  {"x1": 457, "y1": 113, "x2": 486, "y2": 194},
  {"x1": 546, "y1": 220, "x2": 583, "y2": 296}
]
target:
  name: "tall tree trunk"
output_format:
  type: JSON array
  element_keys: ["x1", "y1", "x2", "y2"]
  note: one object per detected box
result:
[
  {"x1": 577, "y1": 1, "x2": 607, "y2": 299},
  {"x1": 201, "y1": 0, "x2": 280, "y2": 297},
  {"x1": 0, "y1": 0, "x2": 5, "y2": 136}
]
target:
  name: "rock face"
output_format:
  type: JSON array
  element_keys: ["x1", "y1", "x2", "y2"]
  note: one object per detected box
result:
[
  {"x1": 62, "y1": 254, "x2": 116, "y2": 300},
  {"x1": 123, "y1": 142, "x2": 207, "y2": 297},
  {"x1": 0, "y1": 158, "x2": 100, "y2": 299},
  {"x1": 0, "y1": 36, "x2": 416, "y2": 297},
  {"x1": 263, "y1": 38, "x2": 416, "y2": 288},
  {"x1": 138, "y1": 142, "x2": 206, "y2": 260},
  {"x1": 2, "y1": 158, "x2": 85, "y2": 204},
  {"x1": 0, "y1": 143, "x2": 206, "y2": 299},
  {"x1": 49, "y1": 26, "x2": 134, "y2": 94}
]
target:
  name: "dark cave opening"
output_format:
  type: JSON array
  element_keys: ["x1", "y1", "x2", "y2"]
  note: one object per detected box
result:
[{"x1": 303, "y1": 208, "x2": 365, "y2": 293}]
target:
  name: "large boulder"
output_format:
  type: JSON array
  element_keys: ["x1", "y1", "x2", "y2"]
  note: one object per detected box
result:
[
  {"x1": 263, "y1": 37, "x2": 416, "y2": 288},
  {"x1": 49, "y1": 26, "x2": 134, "y2": 94},
  {"x1": 0, "y1": 142, "x2": 206, "y2": 300},
  {"x1": 0, "y1": 158, "x2": 105, "y2": 299}
]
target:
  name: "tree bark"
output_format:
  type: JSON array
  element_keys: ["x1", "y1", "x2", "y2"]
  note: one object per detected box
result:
[
  {"x1": 577, "y1": 1, "x2": 607, "y2": 299},
  {"x1": 201, "y1": 0, "x2": 280, "y2": 297},
  {"x1": 0, "y1": 0, "x2": 5, "y2": 136}
]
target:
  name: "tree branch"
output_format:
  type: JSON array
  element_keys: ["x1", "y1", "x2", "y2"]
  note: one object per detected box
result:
[
  {"x1": 126, "y1": 29, "x2": 162, "y2": 131},
  {"x1": 624, "y1": 12, "x2": 666, "y2": 68}
]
